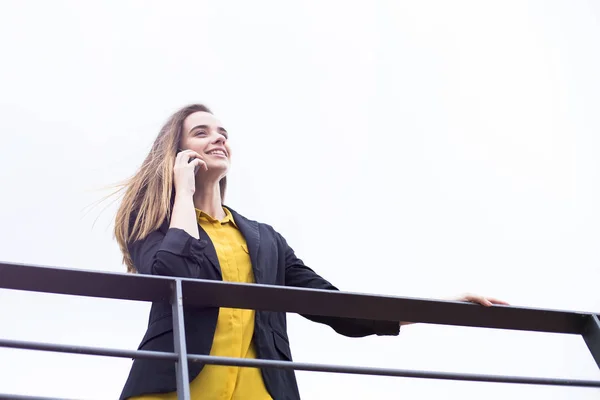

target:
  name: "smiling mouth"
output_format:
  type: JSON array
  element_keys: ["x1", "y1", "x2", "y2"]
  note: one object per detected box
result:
[{"x1": 206, "y1": 150, "x2": 227, "y2": 157}]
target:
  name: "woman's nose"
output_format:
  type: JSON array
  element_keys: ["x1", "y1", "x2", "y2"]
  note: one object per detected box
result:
[{"x1": 212, "y1": 133, "x2": 226, "y2": 144}]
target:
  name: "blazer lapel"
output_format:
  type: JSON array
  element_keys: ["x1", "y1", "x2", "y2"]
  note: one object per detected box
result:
[{"x1": 226, "y1": 207, "x2": 262, "y2": 283}]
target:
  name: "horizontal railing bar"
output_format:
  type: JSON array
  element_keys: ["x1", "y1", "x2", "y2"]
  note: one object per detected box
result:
[
  {"x1": 0, "y1": 338, "x2": 177, "y2": 361},
  {"x1": 1, "y1": 338, "x2": 599, "y2": 388},
  {"x1": 0, "y1": 261, "x2": 172, "y2": 303},
  {"x1": 185, "y1": 354, "x2": 600, "y2": 388},
  {"x1": 0, "y1": 394, "x2": 77, "y2": 400},
  {"x1": 0, "y1": 261, "x2": 594, "y2": 333},
  {"x1": 180, "y1": 280, "x2": 589, "y2": 334}
]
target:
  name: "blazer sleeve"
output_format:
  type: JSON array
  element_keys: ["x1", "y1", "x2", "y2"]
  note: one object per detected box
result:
[
  {"x1": 277, "y1": 232, "x2": 400, "y2": 338},
  {"x1": 128, "y1": 219, "x2": 217, "y2": 280}
]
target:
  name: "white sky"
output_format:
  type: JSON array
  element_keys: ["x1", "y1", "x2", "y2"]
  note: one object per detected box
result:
[{"x1": 0, "y1": 0, "x2": 599, "y2": 399}]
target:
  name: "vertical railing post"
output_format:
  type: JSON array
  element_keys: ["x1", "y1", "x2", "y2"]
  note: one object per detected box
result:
[
  {"x1": 583, "y1": 314, "x2": 600, "y2": 370},
  {"x1": 171, "y1": 279, "x2": 191, "y2": 400}
]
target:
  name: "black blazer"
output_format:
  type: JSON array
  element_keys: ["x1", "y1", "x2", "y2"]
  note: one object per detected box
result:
[{"x1": 120, "y1": 207, "x2": 399, "y2": 400}]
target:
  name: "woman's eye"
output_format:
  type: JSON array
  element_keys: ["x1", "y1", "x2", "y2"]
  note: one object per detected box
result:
[{"x1": 196, "y1": 130, "x2": 207, "y2": 136}]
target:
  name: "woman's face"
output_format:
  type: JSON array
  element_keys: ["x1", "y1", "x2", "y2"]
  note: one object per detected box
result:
[{"x1": 180, "y1": 111, "x2": 231, "y2": 177}]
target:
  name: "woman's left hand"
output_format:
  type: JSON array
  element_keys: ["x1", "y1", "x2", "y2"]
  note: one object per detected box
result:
[
  {"x1": 453, "y1": 293, "x2": 509, "y2": 307},
  {"x1": 399, "y1": 293, "x2": 509, "y2": 326}
]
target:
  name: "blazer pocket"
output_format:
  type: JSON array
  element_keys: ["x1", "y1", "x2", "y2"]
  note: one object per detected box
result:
[
  {"x1": 272, "y1": 331, "x2": 292, "y2": 361},
  {"x1": 137, "y1": 315, "x2": 174, "y2": 350}
]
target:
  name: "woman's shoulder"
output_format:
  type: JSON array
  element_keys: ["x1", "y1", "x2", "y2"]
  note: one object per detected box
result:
[{"x1": 225, "y1": 206, "x2": 282, "y2": 237}]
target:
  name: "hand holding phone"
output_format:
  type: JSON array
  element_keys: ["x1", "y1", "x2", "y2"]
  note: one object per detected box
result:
[
  {"x1": 173, "y1": 149, "x2": 207, "y2": 195},
  {"x1": 178, "y1": 149, "x2": 206, "y2": 174}
]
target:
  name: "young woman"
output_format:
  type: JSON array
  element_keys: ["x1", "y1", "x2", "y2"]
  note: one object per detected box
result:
[{"x1": 114, "y1": 104, "x2": 508, "y2": 400}]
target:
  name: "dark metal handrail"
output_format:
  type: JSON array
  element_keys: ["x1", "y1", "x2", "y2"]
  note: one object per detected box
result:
[{"x1": 0, "y1": 261, "x2": 599, "y2": 400}]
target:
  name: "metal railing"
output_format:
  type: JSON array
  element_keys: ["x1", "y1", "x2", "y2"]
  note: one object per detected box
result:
[{"x1": 0, "y1": 260, "x2": 599, "y2": 400}]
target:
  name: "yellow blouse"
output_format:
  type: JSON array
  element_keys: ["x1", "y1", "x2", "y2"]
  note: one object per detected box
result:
[{"x1": 130, "y1": 207, "x2": 272, "y2": 400}]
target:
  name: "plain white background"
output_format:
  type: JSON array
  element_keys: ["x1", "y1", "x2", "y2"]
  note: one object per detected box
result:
[{"x1": 0, "y1": 1, "x2": 599, "y2": 399}]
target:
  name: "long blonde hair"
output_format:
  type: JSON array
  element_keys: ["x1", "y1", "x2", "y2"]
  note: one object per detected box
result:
[{"x1": 114, "y1": 104, "x2": 227, "y2": 273}]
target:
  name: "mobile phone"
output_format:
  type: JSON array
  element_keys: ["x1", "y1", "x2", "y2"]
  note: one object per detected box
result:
[{"x1": 178, "y1": 149, "x2": 200, "y2": 174}]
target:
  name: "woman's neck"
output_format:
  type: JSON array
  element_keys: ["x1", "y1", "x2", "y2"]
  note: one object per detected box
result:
[{"x1": 193, "y1": 180, "x2": 225, "y2": 220}]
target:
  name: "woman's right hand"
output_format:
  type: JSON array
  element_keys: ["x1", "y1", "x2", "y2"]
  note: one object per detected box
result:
[{"x1": 173, "y1": 149, "x2": 207, "y2": 195}]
